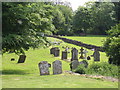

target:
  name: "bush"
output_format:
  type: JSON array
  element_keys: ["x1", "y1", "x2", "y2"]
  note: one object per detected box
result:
[
  {"x1": 74, "y1": 64, "x2": 86, "y2": 74},
  {"x1": 87, "y1": 62, "x2": 118, "y2": 78}
]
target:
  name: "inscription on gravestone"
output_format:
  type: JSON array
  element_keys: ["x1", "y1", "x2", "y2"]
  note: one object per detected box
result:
[
  {"x1": 53, "y1": 60, "x2": 62, "y2": 75},
  {"x1": 38, "y1": 61, "x2": 50, "y2": 75},
  {"x1": 17, "y1": 55, "x2": 26, "y2": 63}
]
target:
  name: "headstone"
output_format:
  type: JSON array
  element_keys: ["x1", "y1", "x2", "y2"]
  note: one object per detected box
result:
[
  {"x1": 79, "y1": 47, "x2": 84, "y2": 59},
  {"x1": 11, "y1": 58, "x2": 15, "y2": 61},
  {"x1": 70, "y1": 60, "x2": 79, "y2": 70},
  {"x1": 79, "y1": 60, "x2": 88, "y2": 68},
  {"x1": 50, "y1": 47, "x2": 58, "y2": 54},
  {"x1": 71, "y1": 48, "x2": 78, "y2": 61},
  {"x1": 83, "y1": 49, "x2": 88, "y2": 60},
  {"x1": 53, "y1": 60, "x2": 62, "y2": 75},
  {"x1": 54, "y1": 48, "x2": 60, "y2": 57},
  {"x1": 61, "y1": 51, "x2": 67, "y2": 60},
  {"x1": 38, "y1": 61, "x2": 50, "y2": 75},
  {"x1": 17, "y1": 55, "x2": 26, "y2": 63},
  {"x1": 92, "y1": 48, "x2": 100, "y2": 61}
]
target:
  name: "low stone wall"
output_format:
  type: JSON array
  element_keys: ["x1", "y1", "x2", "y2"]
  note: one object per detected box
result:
[{"x1": 47, "y1": 35, "x2": 104, "y2": 52}]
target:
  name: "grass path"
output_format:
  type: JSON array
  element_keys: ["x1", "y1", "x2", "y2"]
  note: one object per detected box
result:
[{"x1": 2, "y1": 37, "x2": 118, "y2": 88}]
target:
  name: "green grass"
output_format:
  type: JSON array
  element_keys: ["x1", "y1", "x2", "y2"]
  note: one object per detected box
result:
[
  {"x1": 2, "y1": 36, "x2": 118, "y2": 88},
  {"x1": 63, "y1": 35, "x2": 107, "y2": 46}
]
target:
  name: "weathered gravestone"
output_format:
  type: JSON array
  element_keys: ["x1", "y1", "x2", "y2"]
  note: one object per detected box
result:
[
  {"x1": 79, "y1": 47, "x2": 84, "y2": 59},
  {"x1": 50, "y1": 47, "x2": 58, "y2": 54},
  {"x1": 38, "y1": 61, "x2": 50, "y2": 75},
  {"x1": 83, "y1": 49, "x2": 88, "y2": 60},
  {"x1": 70, "y1": 60, "x2": 79, "y2": 71},
  {"x1": 53, "y1": 60, "x2": 62, "y2": 75},
  {"x1": 54, "y1": 48, "x2": 60, "y2": 57},
  {"x1": 79, "y1": 60, "x2": 88, "y2": 68},
  {"x1": 17, "y1": 55, "x2": 26, "y2": 63},
  {"x1": 92, "y1": 48, "x2": 100, "y2": 61},
  {"x1": 61, "y1": 51, "x2": 67, "y2": 60},
  {"x1": 71, "y1": 48, "x2": 78, "y2": 61}
]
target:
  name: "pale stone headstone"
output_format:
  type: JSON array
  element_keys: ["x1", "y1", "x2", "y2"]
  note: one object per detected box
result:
[
  {"x1": 70, "y1": 60, "x2": 79, "y2": 70},
  {"x1": 61, "y1": 51, "x2": 67, "y2": 60},
  {"x1": 54, "y1": 48, "x2": 60, "y2": 57},
  {"x1": 53, "y1": 60, "x2": 62, "y2": 75},
  {"x1": 79, "y1": 47, "x2": 84, "y2": 59},
  {"x1": 83, "y1": 49, "x2": 88, "y2": 60},
  {"x1": 71, "y1": 48, "x2": 78, "y2": 61},
  {"x1": 17, "y1": 55, "x2": 26, "y2": 63},
  {"x1": 92, "y1": 48, "x2": 100, "y2": 61},
  {"x1": 38, "y1": 61, "x2": 50, "y2": 75}
]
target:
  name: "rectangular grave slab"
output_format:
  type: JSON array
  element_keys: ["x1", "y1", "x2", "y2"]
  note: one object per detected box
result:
[
  {"x1": 17, "y1": 55, "x2": 26, "y2": 63},
  {"x1": 38, "y1": 61, "x2": 50, "y2": 75},
  {"x1": 61, "y1": 51, "x2": 67, "y2": 60},
  {"x1": 53, "y1": 60, "x2": 62, "y2": 75}
]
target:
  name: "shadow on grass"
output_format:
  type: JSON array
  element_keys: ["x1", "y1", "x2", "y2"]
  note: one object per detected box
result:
[{"x1": 1, "y1": 70, "x2": 29, "y2": 75}]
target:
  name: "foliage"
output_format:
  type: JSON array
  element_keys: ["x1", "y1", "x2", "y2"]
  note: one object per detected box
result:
[
  {"x1": 103, "y1": 24, "x2": 120, "y2": 65},
  {"x1": 87, "y1": 62, "x2": 118, "y2": 78},
  {"x1": 2, "y1": 2, "x2": 55, "y2": 54},
  {"x1": 74, "y1": 64, "x2": 86, "y2": 74}
]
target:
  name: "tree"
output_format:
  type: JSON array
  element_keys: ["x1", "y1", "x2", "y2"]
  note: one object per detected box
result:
[
  {"x1": 2, "y1": 2, "x2": 55, "y2": 54},
  {"x1": 103, "y1": 24, "x2": 120, "y2": 65}
]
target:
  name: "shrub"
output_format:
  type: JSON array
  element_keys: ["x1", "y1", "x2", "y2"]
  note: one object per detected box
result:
[{"x1": 74, "y1": 64, "x2": 86, "y2": 74}]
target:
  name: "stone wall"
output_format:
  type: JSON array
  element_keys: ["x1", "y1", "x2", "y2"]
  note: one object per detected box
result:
[{"x1": 47, "y1": 35, "x2": 104, "y2": 52}]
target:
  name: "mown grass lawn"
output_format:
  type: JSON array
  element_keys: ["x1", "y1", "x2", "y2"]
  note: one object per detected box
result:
[
  {"x1": 63, "y1": 35, "x2": 107, "y2": 46},
  {"x1": 2, "y1": 36, "x2": 118, "y2": 88}
]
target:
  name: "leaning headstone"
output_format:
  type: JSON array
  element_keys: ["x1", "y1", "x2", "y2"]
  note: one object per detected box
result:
[
  {"x1": 38, "y1": 61, "x2": 50, "y2": 75},
  {"x1": 79, "y1": 60, "x2": 88, "y2": 68},
  {"x1": 79, "y1": 47, "x2": 84, "y2": 59},
  {"x1": 83, "y1": 49, "x2": 88, "y2": 60},
  {"x1": 17, "y1": 55, "x2": 26, "y2": 63},
  {"x1": 61, "y1": 51, "x2": 67, "y2": 60},
  {"x1": 70, "y1": 60, "x2": 79, "y2": 70},
  {"x1": 53, "y1": 60, "x2": 62, "y2": 75},
  {"x1": 54, "y1": 48, "x2": 60, "y2": 57},
  {"x1": 71, "y1": 48, "x2": 78, "y2": 61},
  {"x1": 92, "y1": 48, "x2": 100, "y2": 61}
]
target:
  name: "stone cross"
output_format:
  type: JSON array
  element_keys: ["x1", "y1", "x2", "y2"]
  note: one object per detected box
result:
[
  {"x1": 79, "y1": 47, "x2": 84, "y2": 59},
  {"x1": 70, "y1": 60, "x2": 79, "y2": 71},
  {"x1": 71, "y1": 48, "x2": 78, "y2": 61},
  {"x1": 38, "y1": 61, "x2": 50, "y2": 75},
  {"x1": 83, "y1": 49, "x2": 88, "y2": 60},
  {"x1": 53, "y1": 60, "x2": 62, "y2": 75},
  {"x1": 92, "y1": 48, "x2": 100, "y2": 61},
  {"x1": 17, "y1": 55, "x2": 26, "y2": 63}
]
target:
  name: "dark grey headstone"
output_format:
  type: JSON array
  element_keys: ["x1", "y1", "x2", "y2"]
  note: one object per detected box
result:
[
  {"x1": 61, "y1": 51, "x2": 67, "y2": 60},
  {"x1": 17, "y1": 55, "x2": 26, "y2": 63},
  {"x1": 53, "y1": 60, "x2": 62, "y2": 75},
  {"x1": 70, "y1": 60, "x2": 79, "y2": 70},
  {"x1": 38, "y1": 61, "x2": 50, "y2": 75},
  {"x1": 92, "y1": 48, "x2": 100, "y2": 61},
  {"x1": 53, "y1": 48, "x2": 60, "y2": 57},
  {"x1": 71, "y1": 48, "x2": 78, "y2": 61}
]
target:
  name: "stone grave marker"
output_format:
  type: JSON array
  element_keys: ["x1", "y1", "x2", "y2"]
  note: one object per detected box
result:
[
  {"x1": 53, "y1": 60, "x2": 62, "y2": 75},
  {"x1": 83, "y1": 49, "x2": 88, "y2": 60},
  {"x1": 92, "y1": 48, "x2": 100, "y2": 61},
  {"x1": 38, "y1": 61, "x2": 50, "y2": 75},
  {"x1": 70, "y1": 60, "x2": 79, "y2": 70},
  {"x1": 79, "y1": 47, "x2": 84, "y2": 59},
  {"x1": 71, "y1": 48, "x2": 78, "y2": 61},
  {"x1": 50, "y1": 47, "x2": 58, "y2": 54},
  {"x1": 17, "y1": 55, "x2": 26, "y2": 63},
  {"x1": 53, "y1": 47, "x2": 60, "y2": 57},
  {"x1": 61, "y1": 51, "x2": 67, "y2": 60}
]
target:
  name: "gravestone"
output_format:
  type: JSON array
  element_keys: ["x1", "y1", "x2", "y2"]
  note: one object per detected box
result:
[
  {"x1": 38, "y1": 61, "x2": 50, "y2": 75},
  {"x1": 71, "y1": 48, "x2": 78, "y2": 61},
  {"x1": 70, "y1": 60, "x2": 79, "y2": 70},
  {"x1": 83, "y1": 49, "x2": 88, "y2": 60},
  {"x1": 92, "y1": 48, "x2": 100, "y2": 61},
  {"x1": 79, "y1": 60, "x2": 88, "y2": 68},
  {"x1": 79, "y1": 47, "x2": 84, "y2": 59},
  {"x1": 17, "y1": 55, "x2": 26, "y2": 63},
  {"x1": 50, "y1": 47, "x2": 58, "y2": 54},
  {"x1": 53, "y1": 60, "x2": 62, "y2": 75},
  {"x1": 54, "y1": 48, "x2": 60, "y2": 57},
  {"x1": 61, "y1": 51, "x2": 67, "y2": 60}
]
